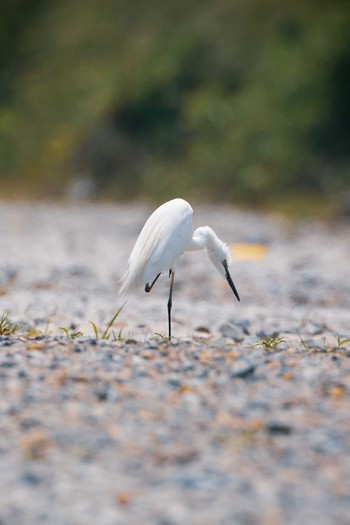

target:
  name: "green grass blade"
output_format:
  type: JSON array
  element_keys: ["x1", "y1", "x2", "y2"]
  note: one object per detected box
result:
[
  {"x1": 101, "y1": 302, "x2": 126, "y2": 340},
  {"x1": 89, "y1": 320, "x2": 99, "y2": 340}
]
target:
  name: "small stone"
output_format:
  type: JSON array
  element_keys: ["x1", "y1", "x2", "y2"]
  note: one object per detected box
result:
[
  {"x1": 220, "y1": 323, "x2": 244, "y2": 342},
  {"x1": 265, "y1": 422, "x2": 292, "y2": 435},
  {"x1": 0, "y1": 360, "x2": 16, "y2": 368},
  {"x1": 194, "y1": 326, "x2": 211, "y2": 334},
  {"x1": 95, "y1": 388, "x2": 109, "y2": 401},
  {"x1": 233, "y1": 318, "x2": 251, "y2": 334},
  {"x1": 140, "y1": 350, "x2": 155, "y2": 360},
  {"x1": 22, "y1": 472, "x2": 41, "y2": 486},
  {"x1": 1, "y1": 340, "x2": 15, "y2": 347},
  {"x1": 144, "y1": 343, "x2": 160, "y2": 350},
  {"x1": 20, "y1": 431, "x2": 51, "y2": 459},
  {"x1": 256, "y1": 330, "x2": 280, "y2": 339},
  {"x1": 231, "y1": 364, "x2": 256, "y2": 379},
  {"x1": 137, "y1": 370, "x2": 149, "y2": 378},
  {"x1": 20, "y1": 417, "x2": 41, "y2": 430},
  {"x1": 167, "y1": 378, "x2": 182, "y2": 389}
]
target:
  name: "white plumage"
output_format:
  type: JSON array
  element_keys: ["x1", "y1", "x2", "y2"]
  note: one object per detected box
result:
[
  {"x1": 120, "y1": 198, "x2": 240, "y2": 338},
  {"x1": 120, "y1": 199, "x2": 193, "y2": 293}
]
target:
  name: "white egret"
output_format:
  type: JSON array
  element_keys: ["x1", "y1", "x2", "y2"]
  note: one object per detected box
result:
[{"x1": 120, "y1": 198, "x2": 240, "y2": 339}]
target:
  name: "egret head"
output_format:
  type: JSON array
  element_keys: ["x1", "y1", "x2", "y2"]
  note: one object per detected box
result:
[{"x1": 199, "y1": 227, "x2": 240, "y2": 302}]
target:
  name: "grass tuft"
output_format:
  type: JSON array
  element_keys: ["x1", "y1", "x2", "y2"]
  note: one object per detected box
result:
[
  {"x1": 59, "y1": 327, "x2": 84, "y2": 339},
  {"x1": 256, "y1": 336, "x2": 286, "y2": 351},
  {"x1": 0, "y1": 312, "x2": 16, "y2": 336},
  {"x1": 89, "y1": 302, "x2": 126, "y2": 340}
]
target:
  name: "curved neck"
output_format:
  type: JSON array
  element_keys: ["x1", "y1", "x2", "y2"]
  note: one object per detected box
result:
[{"x1": 187, "y1": 226, "x2": 216, "y2": 252}]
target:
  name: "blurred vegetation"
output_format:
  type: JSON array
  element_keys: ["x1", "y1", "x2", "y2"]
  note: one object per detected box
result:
[{"x1": 1, "y1": 0, "x2": 350, "y2": 214}]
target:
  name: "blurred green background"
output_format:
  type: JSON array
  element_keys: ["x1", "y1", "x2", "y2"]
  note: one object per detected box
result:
[{"x1": 1, "y1": 0, "x2": 350, "y2": 215}]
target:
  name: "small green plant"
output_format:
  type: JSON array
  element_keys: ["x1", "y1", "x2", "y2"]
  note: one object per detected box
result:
[
  {"x1": 89, "y1": 302, "x2": 126, "y2": 340},
  {"x1": 59, "y1": 327, "x2": 84, "y2": 339},
  {"x1": 154, "y1": 331, "x2": 168, "y2": 342},
  {"x1": 336, "y1": 335, "x2": 350, "y2": 348},
  {"x1": 112, "y1": 328, "x2": 124, "y2": 342},
  {"x1": 256, "y1": 336, "x2": 286, "y2": 351},
  {"x1": 89, "y1": 320, "x2": 99, "y2": 339},
  {"x1": 26, "y1": 328, "x2": 42, "y2": 338},
  {"x1": 154, "y1": 332, "x2": 179, "y2": 343},
  {"x1": 0, "y1": 312, "x2": 16, "y2": 335}
]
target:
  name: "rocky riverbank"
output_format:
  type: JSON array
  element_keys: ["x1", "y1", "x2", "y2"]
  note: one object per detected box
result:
[{"x1": 0, "y1": 201, "x2": 349, "y2": 524}]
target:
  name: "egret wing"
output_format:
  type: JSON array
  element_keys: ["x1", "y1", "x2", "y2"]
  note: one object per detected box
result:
[{"x1": 119, "y1": 198, "x2": 193, "y2": 293}]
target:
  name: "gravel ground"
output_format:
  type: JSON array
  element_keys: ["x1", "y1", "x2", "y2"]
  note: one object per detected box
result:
[{"x1": 0, "y1": 201, "x2": 349, "y2": 525}]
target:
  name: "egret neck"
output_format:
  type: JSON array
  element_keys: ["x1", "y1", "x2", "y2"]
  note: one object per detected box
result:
[{"x1": 187, "y1": 226, "x2": 240, "y2": 301}]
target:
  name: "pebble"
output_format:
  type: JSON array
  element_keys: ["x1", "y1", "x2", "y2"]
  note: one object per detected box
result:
[
  {"x1": 265, "y1": 422, "x2": 293, "y2": 435},
  {"x1": 231, "y1": 364, "x2": 256, "y2": 379},
  {"x1": 21, "y1": 472, "x2": 41, "y2": 486},
  {"x1": 219, "y1": 322, "x2": 245, "y2": 342}
]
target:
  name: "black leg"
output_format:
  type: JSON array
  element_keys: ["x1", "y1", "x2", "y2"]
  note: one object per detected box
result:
[
  {"x1": 145, "y1": 273, "x2": 161, "y2": 293},
  {"x1": 167, "y1": 270, "x2": 175, "y2": 340}
]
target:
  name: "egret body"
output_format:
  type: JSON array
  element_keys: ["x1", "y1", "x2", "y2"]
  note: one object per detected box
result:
[{"x1": 120, "y1": 198, "x2": 240, "y2": 338}]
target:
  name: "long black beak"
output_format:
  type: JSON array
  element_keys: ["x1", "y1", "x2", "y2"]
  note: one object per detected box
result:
[{"x1": 222, "y1": 259, "x2": 240, "y2": 301}]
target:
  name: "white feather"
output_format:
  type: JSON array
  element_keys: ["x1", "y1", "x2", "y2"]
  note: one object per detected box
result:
[
  {"x1": 119, "y1": 198, "x2": 193, "y2": 294},
  {"x1": 119, "y1": 198, "x2": 240, "y2": 336}
]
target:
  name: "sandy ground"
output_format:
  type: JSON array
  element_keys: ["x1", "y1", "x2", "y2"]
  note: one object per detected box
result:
[{"x1": 0, "y1": 200, "x2": 349, "y2": 524}]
